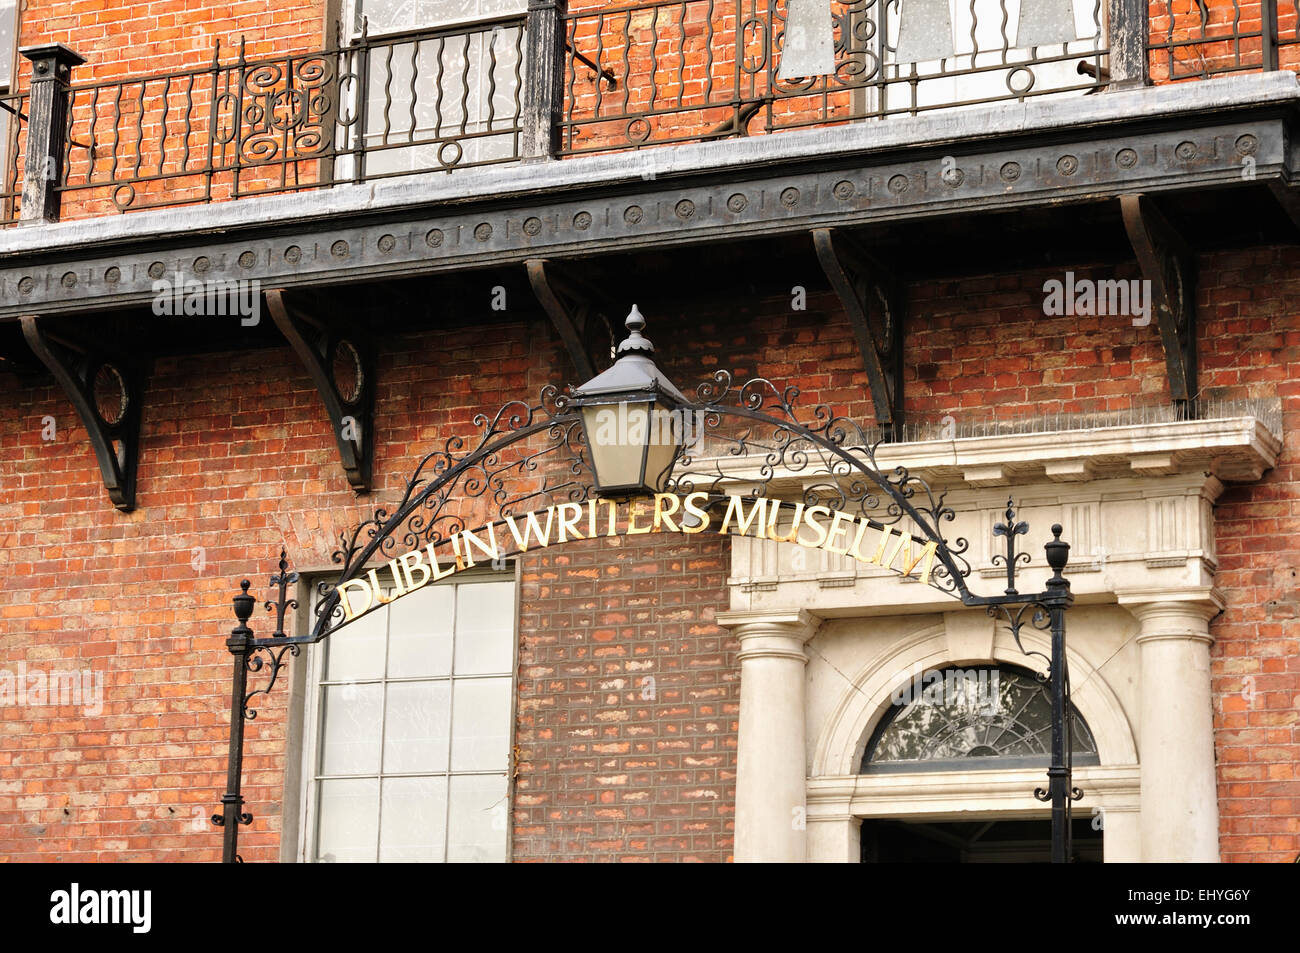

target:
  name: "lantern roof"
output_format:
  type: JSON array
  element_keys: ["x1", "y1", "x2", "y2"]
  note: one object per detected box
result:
[{"x1": 571, "y1": 305, "x2": 689, "y2": 405}]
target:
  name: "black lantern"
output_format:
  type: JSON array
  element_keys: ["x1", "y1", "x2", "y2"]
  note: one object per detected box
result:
[{"x1": 570, "y1": 306, "x2": 689, "y2": 498}]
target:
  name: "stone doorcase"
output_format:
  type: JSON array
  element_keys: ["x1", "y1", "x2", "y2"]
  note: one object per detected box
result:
[{"x1": 716, "y1": 416, "x2": 1279, "y2": 863}]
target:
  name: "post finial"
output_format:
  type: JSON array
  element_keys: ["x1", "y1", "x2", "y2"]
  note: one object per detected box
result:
[
  {"x1": 1045, "y1": 524, "x2": 1071, "y2": 588},
  {"x1": 233, "y1": 579, "x2": 256, "y2": 625}
]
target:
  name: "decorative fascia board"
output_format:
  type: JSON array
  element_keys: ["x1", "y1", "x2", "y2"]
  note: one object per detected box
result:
[{"x1": 3, "y1": 71, "x2": 1296, "y2": 258}]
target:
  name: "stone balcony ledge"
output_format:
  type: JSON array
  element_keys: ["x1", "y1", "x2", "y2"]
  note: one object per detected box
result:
[{"x1": 2, "y1": 71, "x2": 1297, "y2": 259}]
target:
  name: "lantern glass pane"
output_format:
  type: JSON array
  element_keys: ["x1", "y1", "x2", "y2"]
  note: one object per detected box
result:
[
  {"x1": 582, "y1": 402, "x2": 652, "y2": 491},
  {"x1": 643, "y1": 401, "x2": 683, "y2": 492}
]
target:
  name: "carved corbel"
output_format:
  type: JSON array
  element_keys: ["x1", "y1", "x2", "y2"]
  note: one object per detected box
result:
[
  {"x1": 20, "y1": 315, "x2": 146, "y2": 511},
  {"x1": 811, "y1": 227, "x2": 905, "y2": 439},
  {"x1": 266, "y1": 289, "x2": 375, "y2": 492},
  {"x1": 1120, "y1": 194, "x2": 1198, "y2": 412},
  {"x1": 525, "y1": 258, "x2": 617, "y2": 380}
]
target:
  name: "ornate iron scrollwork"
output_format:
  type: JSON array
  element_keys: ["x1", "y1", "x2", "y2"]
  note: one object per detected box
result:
[
  {"x1": 243, "y1": 551, "x2": 301, "y2": 721},
  {"x1": 222, "y1": 344, "x2": 1083, "y2": 860},
  {"x1": 266, "y1": 288, "x2": 376, "y2": 492},
  {"x1": 18, "y1": 315, "x2": 146, "y2": 511}
]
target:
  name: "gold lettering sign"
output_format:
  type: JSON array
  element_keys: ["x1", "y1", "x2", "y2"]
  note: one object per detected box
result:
[{"x1": 336, "y1": 493, "x2": 940, "y2": 623}]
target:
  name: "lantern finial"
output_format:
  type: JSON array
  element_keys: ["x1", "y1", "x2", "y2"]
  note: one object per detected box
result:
[{"x1": 617, "y1": 305, "x2": 655, "y2": 357}]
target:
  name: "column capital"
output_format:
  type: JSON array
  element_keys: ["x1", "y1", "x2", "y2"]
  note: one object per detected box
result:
[
  {"x1": 716, "y1": 607, "x2": 821, "y2": 662},
  {"x1": 1117, "y1": 586, "x2": 1224, "y2": 645}
]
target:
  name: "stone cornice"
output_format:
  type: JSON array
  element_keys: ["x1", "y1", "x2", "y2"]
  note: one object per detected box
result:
[{"x1": 698, "y1": 415, "x2": 1280, "y2": 493}]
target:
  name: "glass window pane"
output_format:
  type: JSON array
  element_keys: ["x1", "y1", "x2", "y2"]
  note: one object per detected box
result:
[
  {"x1": 315, "y1": 777, "x2": 379, "y2": 862},
  {"x1": 324, "y1": 600, "x2": 388, "y2": 681},
  {"x1": 453, "y1": 581, "x2": 516, "y2": 675},
  {"x1": 383, "y1": 680, "x2": 451, "y2": 773},
  {"x1": 319, "y1": 682, "x2": 384, "y2": 775},
  {"x1": 388, "y1": 583, "x2": 454, "y2": 677},
  {"x1": 0, "y1": 0, "x2": 15, "y2": 88},
  {"x1": 380, "y1": 775, "x2": 448, "y2": 862},
  {"x1": 862, "y1": 665, "x2": 1099, "y2": 771},
  {"x1": 450, "y1": 676, "x2": 512, "y2": 771},
  {"x1": 447, "y1": 773, "x2": 508, "y2": 862}
]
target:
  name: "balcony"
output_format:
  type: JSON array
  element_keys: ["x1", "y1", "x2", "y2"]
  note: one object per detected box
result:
[{"x1": 2, "y1": 0, "x2": 1298, "y2": 226}]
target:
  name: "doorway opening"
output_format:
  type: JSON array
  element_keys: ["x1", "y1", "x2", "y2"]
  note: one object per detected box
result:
[{"x1": 860, "y1": 817, "x2": 1103, "y2": 862}]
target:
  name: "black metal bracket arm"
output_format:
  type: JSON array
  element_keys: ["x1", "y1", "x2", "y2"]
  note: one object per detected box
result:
[
  {"x1": 266, "y1": 289, "x2": 375, "y2": 493},
  {"x1": 525, "y1": 258, "x2": 615, "y2": 381},
  {"x1": 1266, "y1": 181, "x2": 1300, "y2": 241},
  {"x1": 1120, "y1": 194, "x2": 1198, "y2": 414},
  {"x1": 811, "y1": 227, "x2": 905, "y2": 440},
  {"x1": 19, "y1": 314, "x2": 146, "y2": 511}
]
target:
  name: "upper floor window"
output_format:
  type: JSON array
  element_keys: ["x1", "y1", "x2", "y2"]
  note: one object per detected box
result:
[
  {"x1": 300, "y1": 570, "x2": 518, "y2": 862},
  {"x1": 861, "y1": 664, "x2": 1099, "y2": 773},
  {"x1": 338, "y1": 0, "x2": 525, "y2": 175},
  {"x1": 353, "y1": 0, "x2": 527, "y2": 34}
]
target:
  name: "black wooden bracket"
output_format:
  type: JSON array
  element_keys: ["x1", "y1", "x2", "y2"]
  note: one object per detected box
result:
[
  {"x1": 811, "y1": 227, "x2": 905, "y2": 440},
  {"x1": 19, "y1": 315, "x2": 146, "y2": 511},
  {"x1": 266, "y1": 288, "x2": 375, "y2": 493},
  {"x1": 525, "y1": 258, "x2": 617, "y2": 381},
  {"x1": 1120, "y1": 193, "x2": 1198, "y2": 412}
]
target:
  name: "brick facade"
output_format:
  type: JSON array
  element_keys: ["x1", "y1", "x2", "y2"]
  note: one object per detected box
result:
[
  {"x1": 3, "y1": 248, "x2": 1298, "y2": 860},
  {"x1": 1, "y1": 0, "x2": 1298, "y2": 863}
]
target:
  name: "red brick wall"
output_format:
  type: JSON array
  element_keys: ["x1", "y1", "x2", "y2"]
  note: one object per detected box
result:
[
  {"x1": 514, "y1": 530, "x2": 735, "y2": 862},
  {"x1": 19, "y1": 0, "x2": 329, "y2": 75},
  {"x1": 1197, "y1": 246, "x2": 1300, "y2": 863},
  {"x1": 1, "y1": 250, "x2": 1298, "y2": 862}
]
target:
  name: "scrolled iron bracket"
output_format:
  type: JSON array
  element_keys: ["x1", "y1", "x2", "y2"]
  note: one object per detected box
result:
[
  {"x1": 267, "y1": 289, "x2": 376, "y2": 492},
  {"x1": 18, "y1": 314, "x2": 147, "y2": 511},
  {"x1": 811, "y1": 227, "x2": 905, "y2": 440},
  {"x1": 1120, "y1": 193, "x2": 1198, "y2": 415}
]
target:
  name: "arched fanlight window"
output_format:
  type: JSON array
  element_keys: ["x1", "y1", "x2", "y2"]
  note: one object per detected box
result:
[{"x1": 861, "y1": 665, "x2": 1099, "y2": 773}]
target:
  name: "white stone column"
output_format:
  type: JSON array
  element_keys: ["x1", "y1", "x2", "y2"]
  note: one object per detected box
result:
[
  {"x1": 717, "y1": 608, "x2": 820, "y2": 863},
  {"x1": 1119, "y1": 589, "x2": 1223, "y2": 863}
]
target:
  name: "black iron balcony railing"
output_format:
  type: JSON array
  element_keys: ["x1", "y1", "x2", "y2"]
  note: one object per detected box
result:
[
  {"x1": 559, "y1": 0, "x2": 1107, "y2": 154},
  {"x1": 1150, "y1": 0, "x2": 1297, "y2": 80},
  {"x1": 6, "y1": 18, "x2": 525, "y2": 223},
  {"x1": 3, "y1": 0, "x2": 1298, "y2": 226},
  {"x1": 0, "y1": 87, "x2": 25, "y2": 221}
]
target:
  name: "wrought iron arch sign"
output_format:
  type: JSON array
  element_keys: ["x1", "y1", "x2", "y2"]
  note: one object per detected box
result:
[{"x1": 215, "y1": 312, "x2": 1079, "y2": 864}]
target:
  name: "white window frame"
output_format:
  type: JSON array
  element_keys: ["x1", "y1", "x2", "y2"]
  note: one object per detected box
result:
[
  {"x1": 294, "y1": 563, "x2": 521, "y2": 863},
  {"x1": 345, "y1": 0, "x2": 527, "y2": 37},
  {"x1": 333, "y1": 0, "x2": 526, "y2": 178},
  {"x1": 0, "y1": 0, "x2": 18, "y2": 200}
]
